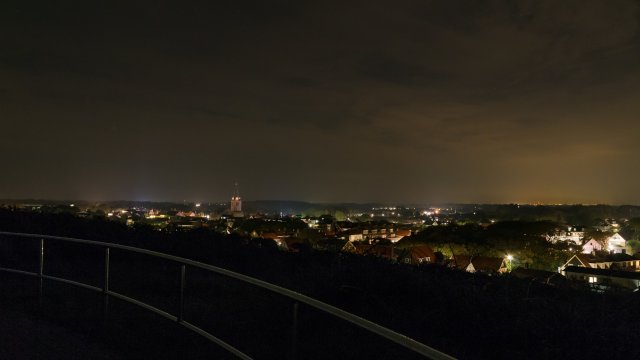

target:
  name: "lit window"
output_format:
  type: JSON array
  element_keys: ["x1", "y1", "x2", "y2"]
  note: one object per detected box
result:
[{"x1": 589, "y1": 277, "x2": 597, "y2": 283}]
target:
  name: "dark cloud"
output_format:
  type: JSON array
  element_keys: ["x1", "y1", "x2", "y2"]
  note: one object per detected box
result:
[{"x1": 2, "y1": 0, "x2": 640, "y2": 203}]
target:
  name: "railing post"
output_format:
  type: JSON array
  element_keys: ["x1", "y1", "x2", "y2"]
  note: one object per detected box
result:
[
  {"x1": 291, "y1": 302, "x2": 299, "y2": 360},
  {"x1": 103, "y1": 247, "x2": 110, "y2": 320},
  {"x1": 178, "y1": 264, "x2": 186, "y2": 323},
  {"x1": 38, "y1": 238, "x2": 44, "y2": 307}
]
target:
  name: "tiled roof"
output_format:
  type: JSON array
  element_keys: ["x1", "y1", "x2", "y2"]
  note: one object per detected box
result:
[
  {"x1": 471, "y1": 256, "x2": 506, "y2": 272},
  {"x1": 451, "y1": 255, "x2": 472, "y2": 270},
  {"x1": 354, "y1": 244, "x2": 394, "y2": 258},
  {"x1": 409, "y1": 245, "x2": 435, "y2": 258},
  {"x1": 451, "y1": 255, "x2": 505, "y2": 272}
]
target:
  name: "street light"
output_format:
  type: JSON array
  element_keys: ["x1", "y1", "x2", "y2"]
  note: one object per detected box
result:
[{"x1": 506, "y1": 254, "x2": 514, "y2": 272}]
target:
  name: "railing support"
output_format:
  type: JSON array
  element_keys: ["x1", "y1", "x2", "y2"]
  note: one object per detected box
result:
[
  {"x1": 0, "y1": 231, "x2": 455, "y2": 360},
  {"x1": 178, "y1": 264, "x2": 186, "y2": 323},
  {"x1": 103, "y1": 247, "x2": 110, "y2": 320},
  {"x1": 38, "y1": 238, "x2": 44, "y2": 307},
  {"x1": 291, "y1": 302, "x2": 299, "y2": 360}
]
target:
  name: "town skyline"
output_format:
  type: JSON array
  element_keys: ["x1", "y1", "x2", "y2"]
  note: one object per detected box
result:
[{"x1": 3, "y1": 196, "x2": 640, "y2": 207}]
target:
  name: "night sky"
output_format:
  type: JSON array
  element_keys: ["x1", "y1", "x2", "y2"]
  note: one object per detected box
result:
[{"x1": 3, "y1": 0, "x2": 640, "y2": 204}]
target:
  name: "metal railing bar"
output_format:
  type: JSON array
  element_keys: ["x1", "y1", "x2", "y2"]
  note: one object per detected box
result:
[
  {"x1": 180, "y1": 320, "x2": 253, "y2": 360},
  {"x1": 106, "y1": 290, "x2": 178, "y2": 322},
  {"x1": 39, "y1": 238, "x2": 44, "y2": 306},
  {"x1": 0, "y1": 265, "x2": 250, "y2": 360},
  {"x1": 42, "y1": 274, "x2": 103, "y2": 293},
  {"x1": 0, "y1": 267, "x2": 38, "y2": 277},
  {"x1": 0, "y1": 232, "x2": 455, "y2": 360},
  {"x1": 178, "y1": 264, "x2": 186, "y2": 322},
  {"x1": 105, "y1": 290, "x2": 253, "y2": 359},
  {"x1": 104, "y1": 248, "x2": 110, "y2": 293}
]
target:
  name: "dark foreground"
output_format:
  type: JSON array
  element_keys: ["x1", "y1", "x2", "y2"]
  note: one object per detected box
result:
[{"x1": 2, "y1": 210, "x2": 640, "y2": 359}]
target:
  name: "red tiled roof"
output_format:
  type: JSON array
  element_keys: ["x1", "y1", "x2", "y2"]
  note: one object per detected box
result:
[
  {"x1": 451, "y1": 255, "x2": 472, "y2": 270},
  {"x1": 398, "y1": 245, "x2": 436, "y2": 265},
  {"x1": 471, "y1": 256, "x2": 506, "y2": 272},
  {"x1": 396, "y1": 229, "x2": 412, "y2": 237}
]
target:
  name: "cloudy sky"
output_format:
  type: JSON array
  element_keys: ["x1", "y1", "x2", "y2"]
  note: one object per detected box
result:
[{"x1": 2, "y1": 0, "x2": 640, "y2": 204}]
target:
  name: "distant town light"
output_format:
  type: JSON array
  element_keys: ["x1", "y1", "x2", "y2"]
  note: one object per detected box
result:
[{"x1": 195, "y1": 203, "x2": 201, "y2": 207}]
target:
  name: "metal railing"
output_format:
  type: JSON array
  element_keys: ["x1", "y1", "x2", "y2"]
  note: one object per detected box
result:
[{"x1": 0, "y1": 231, "x2": 455, "y2": 360}]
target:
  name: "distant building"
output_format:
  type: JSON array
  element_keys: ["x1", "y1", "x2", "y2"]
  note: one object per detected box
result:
[
  {"x1": 559, "y1": 253, "x2": 640, "y2": 274},
  {"x1": 606, "y1": 233, "x2": 626, "y2": 253},
  {"x1": 564, "y1": 266, "x2": 640, "y2": 291},
  {"x1": 582, "y1": 239, "x2": 603, "y2": 254},
  {"x1": 230, "y1": 182, "x2": 244, "y2": 218},
  {"x1": 559, "y1": 254, "x2": 592, "y2": 271},
  {"x1": 511, "y1": 268, "x2": 569, "y2": 287},
  {"x1": 594, "y1": 219, "x2": 620, "y2": 233},
  {"x1": 583, "y1": 234, "x2": 627, "y2": 254},
  {"x1": 397, "y1": 246, "x2": 437, "y2": 265},
  {"x1": 349, "y1": 243, "x2": 396, "y2": 261},
  {"x1": 347, "y1": 229, "x2": 364, "y2": 242},
  {"x1": 342, "y1": 227, "x2": 403, "y2": 242},
  {"x1": 546, "y1": 226, "x2": 584, "y2": 245}
]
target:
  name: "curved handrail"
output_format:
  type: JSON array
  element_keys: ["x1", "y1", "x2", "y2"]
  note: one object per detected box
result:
[{"x1": 0, "y1": 231, "x2": 455, "y2": 360}]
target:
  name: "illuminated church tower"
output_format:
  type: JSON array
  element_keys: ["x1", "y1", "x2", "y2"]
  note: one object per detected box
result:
[{"x1": 230, "y1": 182, "x2": 244, "y2": 218}]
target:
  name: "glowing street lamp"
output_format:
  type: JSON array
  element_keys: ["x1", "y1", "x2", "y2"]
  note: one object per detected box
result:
[{"x1": 506, "y1": 254, "x2": 514, "y2": 272}]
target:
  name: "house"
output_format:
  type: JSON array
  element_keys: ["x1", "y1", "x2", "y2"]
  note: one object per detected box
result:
[
  {"x1": 260, "y1": 232, "x2": 298, "y2": 251},
  {"x1": 395, "y1": 229, "x2": 412, "y2": 237},
  {"x1": 546, "y1": 226, "x2": 584, "y2": 245},
  {"x1": 563, "y1": 266, "x2": 640, "y2": 291},
  {"x1": 451, "y1": 255, "x2": 508, "y2": 274},
  {"x1": 583, "y1": 234, "x2": 627, "y2": 254},
  {"x1": 387, "y1": 229, "x2": 411, "y2": 243},
  {"x1": 347, "y1": 229, "x2": 364, "y2": 242},
  {"x1": 559, "y1": 253, "x2": 640, "y2": 274},
  {"x1": 511, "y1": 268, "x2": 569, "y2": 287},
  {"x1": 341, "y1": 241, "x2": 357, "y2": 253},
  {"x1": 594, "y1": 219, "x2": 620, "y2": 232},
  {"x1": 397, "y1": 245, "x2": 436, "y2": 265},
  {"x1": 279, "y1": 237, "x2": 308, "y2": 252},
  {"x1": 353, "y1": 243, "x2": 396, "y2": 261},
  {"x1": 606, "y1": 233, "x2": 626, "y2": 254},
  {"x1": 559, "y1": 254, "x2": 592, "y2": 272},
  {"x1": 582, "y1": 239, "x2": 603, "y2": 254}
]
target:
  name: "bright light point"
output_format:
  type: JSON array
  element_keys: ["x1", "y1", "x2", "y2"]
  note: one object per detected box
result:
[
  {"x1": 195, "y1": 203, "x2": 201, "y2": 207},
  {"x1": 507, "y1": 255, "x2": 513, "y2": 261}
]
